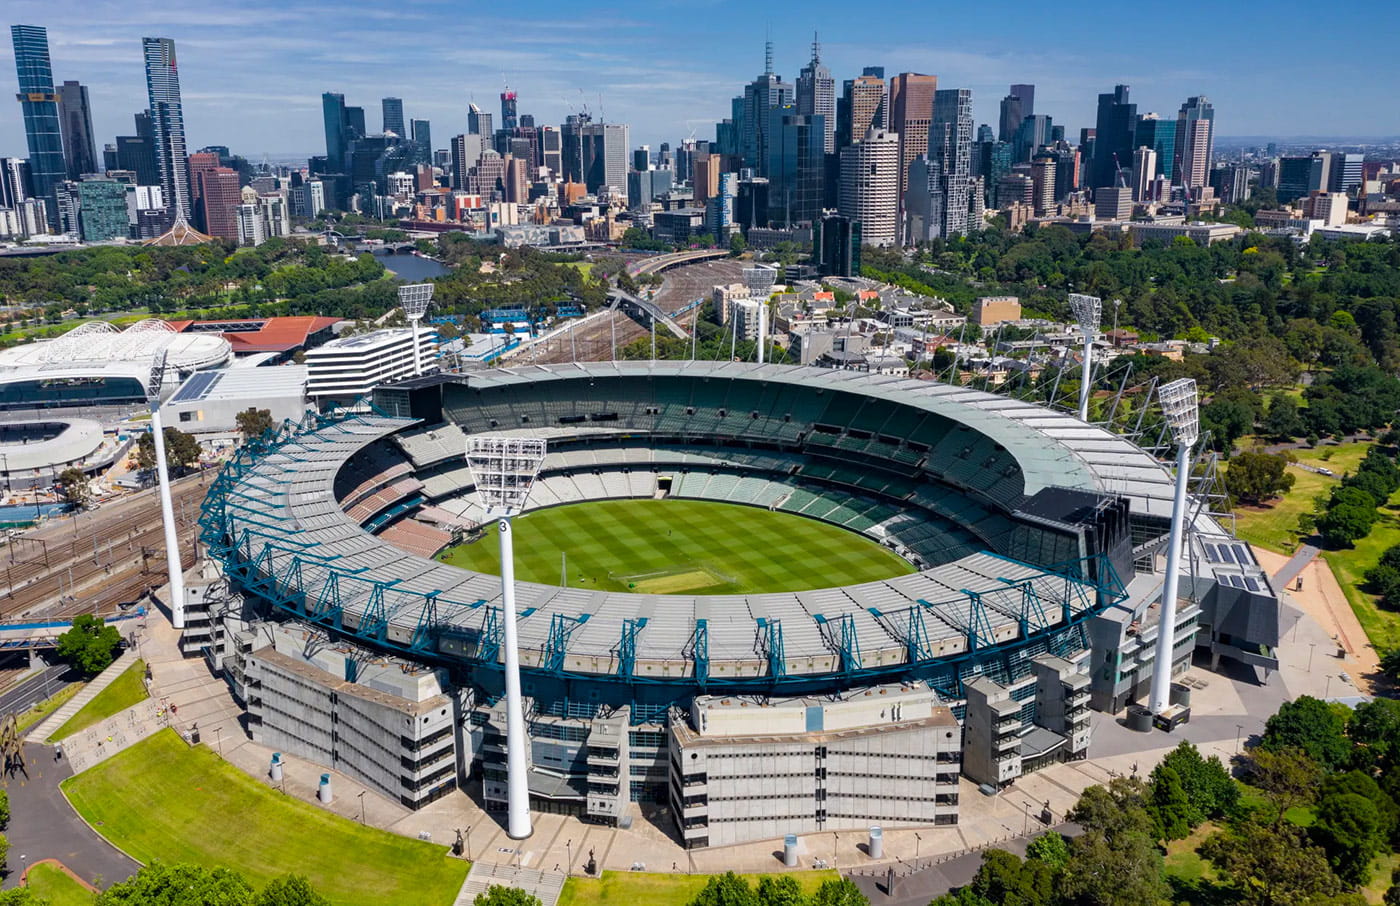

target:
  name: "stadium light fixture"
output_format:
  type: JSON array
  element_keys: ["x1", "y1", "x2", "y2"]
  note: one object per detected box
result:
[
  {"x1": 465, "y1": 435, "x2": 547, "y2": 840},
  {"x1": 1068, "y1": 294, "x2": 1102, "y2": 422},
  {"x1": 398, "y1": 283, "x2": 434, "y2": 376},
  {"x1": 1148, "y1": 377, "x2": 1198, "y2": 715},
  {"x1": 146, "y1": 349, "x2": 186, "y2": 630}
]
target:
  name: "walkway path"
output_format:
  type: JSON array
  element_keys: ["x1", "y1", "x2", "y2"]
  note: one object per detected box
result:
[
  {"x1": 1271, "y1": 543, "x2": 1319, "y2": 591},
  {"x1": 30, "y1": 649, "x2": 138, "y2": 742}
]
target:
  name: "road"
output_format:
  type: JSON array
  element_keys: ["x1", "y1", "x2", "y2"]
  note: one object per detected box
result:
[
  {"x1": 0, "y1": 663, "x2": 73, "y2": 717},
  {"x1": 525, "y1": 258, "x2": 745, "y2": 365}
]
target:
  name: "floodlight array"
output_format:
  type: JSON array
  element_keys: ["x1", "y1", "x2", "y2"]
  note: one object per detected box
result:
[
  {"x1": 466, "y1": 436, "x2": 547, "y2": 516},
  {"x1": 1068, "y1": 293, "x2": 1102, "y2": 332},
  {"x1": 1158, "y1": 378, "x2": 1200, "y2": 447},
  {"x1": 397, "y1": 283, "x2": 435, "y2": 319}
]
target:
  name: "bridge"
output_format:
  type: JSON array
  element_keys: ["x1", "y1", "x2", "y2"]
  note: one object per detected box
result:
[
  {"x1": 608, "y1": 289, "x2": 688, "y2": 339},
  {"x1": 628, "y1": 248, "x2": 729, "y2": 277},
  {"x1": 0, "y1": 612, "x2": 143, "y2": 652}
]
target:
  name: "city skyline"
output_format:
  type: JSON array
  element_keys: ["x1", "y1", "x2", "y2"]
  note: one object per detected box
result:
[{"x1": 3, "y1": 0, "x2": 1397, "y2": 162}]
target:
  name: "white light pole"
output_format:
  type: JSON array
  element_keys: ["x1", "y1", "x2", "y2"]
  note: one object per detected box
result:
[
  {"x1": 756, "y1": 298, "x2": 767, "y2": 365},
  {"x1": 398, "y1": 283, "x2": 435, "y2": 377},
  {"x1": 1148, "y1": 378, "x2": 1199, "y2": 715},
  {"x1": 147, "y1": 350, "x2": 185, "y2": 630},
  {"x1": 1069, "y1": 294, "x2": 1101, "y2": 423},
  {"x1": 466, "y1": 435, "x2": 547, "y2": 840}
]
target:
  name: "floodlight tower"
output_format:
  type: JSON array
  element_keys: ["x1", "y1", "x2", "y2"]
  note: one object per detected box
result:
[
  {"x1": 146, "y1": 349, "x2": 185, "y2": 629},
  {"x1": 398, "y1": 283, "x2": 435, "y2": 376},
  {"x1": 1069, "y1": 293, "x2": 1102, "y2": 422},
  {"x1": 465, "y1": 435, "x2": 547, "y2": 840},
  {"x1": 1148, "y1": 378, "x2": 1199, "y2": 715}
]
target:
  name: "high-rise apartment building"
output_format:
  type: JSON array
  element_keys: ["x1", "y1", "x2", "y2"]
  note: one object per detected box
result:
[
  {"x1": 10, "y1": 25, "x2": 65, "y2": 228},
  {"x1": 838, "y1": 127, "x2": 899, "y2": 247},
  {"x1": 76, "y1": 178, "x2": 128, "y2": 241},
  {"x1": 186, "y1": 151, "x2": 222, "y2": 230},
  {"x1": 500, "y1": 90, "x2": 518, "y2": 133},
  {"x1": 1173, "y1": 96, "x2": 1214, "y2": 190},
  {"x1": 1030, "y1": 153, "x2": 1056, "y2": 215},
  {"x1": 1134, "y1": 114, "x2": 1174, "y2": 180},
  {"x1": 143, "y1": 37, "x2": 192, "y2": 221},
  {"x1": 765, "y1": 108, "x2": 825, "y2": 227},
  {"x1": 57, "y1": 81, "x2": 98, "y2": 179},
  {"x1": 381, "y1": 97, "x2": 405, "y2": 136},
  {"x1": 693, "y1": 152, "x2": 721, "y2": 206},
  {"x1": 1329, "y1": 153, "x2": 1363, "y2": 194},
  {"x1": 795, "y1": 38, "x2": 836, "y2": 154},
  {"x1": 889, "y1": 73, "x2": 937, "y2": 202},
  {"x1": 1090, "y1": 85, "x2": 1135, "y2": 192},
  {"x1": 197, "y1": 167, "x2": 241, "y2": 241},
  {"x1": 740, "y1": 43, "x2": 794, "y2": 175},
  {"x1": 540, "y1": 127, "x2": 562, "y2": 176},
  {"x1": 906, "y1": 88, "x2": 974, "y2": 242},
  {"x1": 837, "y1": 74, "x2": 886, "y2": 149},
  {"x1": 1131, "y1": 146, "x2": 1158, "y2": 202}
]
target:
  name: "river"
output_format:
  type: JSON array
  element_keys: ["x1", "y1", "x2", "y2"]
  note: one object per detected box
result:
[{"x1": 373, "y1": 250, "x2": 450, "y2": 281}]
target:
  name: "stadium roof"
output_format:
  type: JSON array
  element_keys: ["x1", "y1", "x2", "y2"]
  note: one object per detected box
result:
[
  {"x1": 165, "y1": 317, "x2": 343, "y2": 354},
  {"x1": 0, "y1": 319, "x2": 231, "y2": 376}
]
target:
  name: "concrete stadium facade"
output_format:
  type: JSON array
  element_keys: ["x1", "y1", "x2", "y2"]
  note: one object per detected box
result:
[{"x1": 197, "y1": 361, "x2": 1279, "y2": 847}]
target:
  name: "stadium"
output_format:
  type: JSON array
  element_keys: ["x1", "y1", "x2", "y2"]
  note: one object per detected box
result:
[{"x1": 197, "y1": 361, "x2": 1279, "y2": 848}]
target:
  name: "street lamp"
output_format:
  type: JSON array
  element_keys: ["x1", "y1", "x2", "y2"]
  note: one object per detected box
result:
[
  {"x1": 914, "y1": 832, "x2": 921, "y2": 863},
  {"x1": 398, "y1": 283, "x2": 434, "y2": 377},
  {"x1": 146, "y1": 349, "x2": 186, "y2": 629},
  {"x1": 1149, "y1": 378, "x2": 1199, "y2": 716},
  {"x1": 1235, "y1": 723, "x2": 1244, "y2": 754},
  {"x1": 566, "y1": 838, "x2": 572, "y2": 877},
  {"x1": 1068, "y1": 293, "x2": 1101, "y2": 422},
  {"x1": 466, "y1": 435, "x2": 547, "y2": 841}
]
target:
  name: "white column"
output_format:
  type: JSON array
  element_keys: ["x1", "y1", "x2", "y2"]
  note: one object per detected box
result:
[
  {"x1": 498, "y1": 516, "x2": 532, "y2": 839},
  {"x1": 149, "y1": 407, "x2": 185, "y2": 629},
  {"x1": 410, "y1": 318, "x2": 423, "y2": 376},
  {"x1": 1148, "y1": 440, "x2": 1193, "y2": 714},
  {"x1": 1077, "y1": 334, "x2": 1093, "y2": 422}
]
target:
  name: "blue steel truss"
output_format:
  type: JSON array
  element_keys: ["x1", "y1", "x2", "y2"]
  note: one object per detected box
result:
[
  {"x1": 616, "y1": 618, "x2": 647, "y2": 678},
  {"x1": 691, "y1": 620, "x2": 709, "y2": 690},
  {"x1": 759, "y1": 619, "x2": 786, "y2": 680}
]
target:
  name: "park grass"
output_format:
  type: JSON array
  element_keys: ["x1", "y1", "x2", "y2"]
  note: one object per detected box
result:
[
  {"x1": 1323, "y1": 505, "x2": 1400, "y2": 654},
  {"x1": 61, "y1": 729, "x2": 468, "y2": 906},
  {"x1": 49, "y1": 659, "x2": 148, "y2": 742},
  {"x1": 25, "y1": 863, "x2": 95, "y2": 906},
  {"x1": 437, "y1": 499, "x2": 915, "y2": 595},
  {"x1": 1231, "y1": 440, "x2": 1377, "y2": 554},
  {"x1": 14, "y1": 682, "x2": 82, "y2": 736},
  {"x1": 558, "y1": 870, "x2": 840, "y2": 906},
  {"x1": 567, "y1": 261, "x2": 594, "y2": 277}
]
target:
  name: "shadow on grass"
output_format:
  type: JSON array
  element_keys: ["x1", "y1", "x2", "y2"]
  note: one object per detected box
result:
[{"x1": 1166, "y1": 875, "x2": 1236, "y2": 906}]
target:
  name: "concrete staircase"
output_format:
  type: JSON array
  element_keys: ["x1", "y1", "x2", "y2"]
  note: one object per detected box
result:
[
  {"x1": 455, "y1": 862, "x2": 566, "y2": 906},
  {"x1": 30, "y1": 650, "x2": 137, "y2": 742}
]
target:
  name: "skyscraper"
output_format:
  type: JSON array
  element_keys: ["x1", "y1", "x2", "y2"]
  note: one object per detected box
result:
[
  {"x1": 997, "y1": 85, "x2": 1034, "y2": 144},
  {"x1": 795, "y1": 36, "x2": 835, "y2": 154},
  {"x1": 907, "y1": 88, "x2": 974, "y2": 242},
  {"x1": 382, "y1": 97, "x2": 405, "y2": 136},
  {"x1": 500, "y1": 90, "x2": 518, "y2": 133},
  {"x1": 765, "y1": 107, "x2": 825, "y2": 227},
  {"x1": 1172, "y1": 96, "x2": 1214, "y2": 191},
  {"x1": 344, "y1": 106, "x2": 366, "y2": 141},
  {"x1": 838, "y1": 127, "x2": 899, "y2": 247},
  {"x1": 10, "y1": 25, "x2": 65, "y2": 228},
  {"x1": 1090, "y1": 85, "x2": 1136, "y2": 191},
  {"x1": 740, "y1": 42, "x2": 794, "y2": 176},
  {"x1": 196, "y1": 167, "x2": 241, "y2": 241},
  {"x1": 143, "y1": 37, "x2": 192, "y2": 221},
  {"x1": 1012, "y1": 114, "x2": 1054, "y2": 164},
  {"x1": 1134, "y1": 114, "x2": 1175, "y2": 179},
  {"x1": 411, "y1": 119, "x2": 432, "y2": 153},
  {"x1": 468, "y1": 104, "x2": 493, "y2": 138},
  {"x1": 560, "y1": 113, "x2": 590, "y2": 184},
  {"x1": 322, "y1": 93, "x2": 347, "y2": 171},
  {"x1": 582, "y1": 122, "x2": 629, "y2": 202},
  {"x1": 1010, "y1": 84, "x2": 1034, "y2": 117},
  {"x1": 837, "y1": 74, "x2": 886, "y2": 149},
  {"x1": 57, "y1": 81, "x2": 98, "y2": 179},
  {"x1": 890, "y1": 73, "x2": 938, "y2": 202}
]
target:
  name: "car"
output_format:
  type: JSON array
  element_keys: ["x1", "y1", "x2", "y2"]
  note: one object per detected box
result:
[{"x1": 1318, "y1": 467, "x2": 1335, "y2": 476}]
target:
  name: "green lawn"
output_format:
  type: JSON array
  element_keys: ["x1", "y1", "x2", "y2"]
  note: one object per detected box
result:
[
  {"x1": 1232, "y1": 441, "x2": 1375, "y2": 554},
  {"x1": 15, "y1": 682, "x2": 83, "y2": 736},
  {"x1": 25, "y1": 863, "x2": 95, "y2": 906},
  {"x1": 438, "y1": 499, "x2": 914, "y2": 595},
  {"x1": 62, "y1": 730, "x2": 468, "y2": 906},
  {"x1": 49, "y1": 659, "x2": 149, "y2": 742},
  {"x1": 1323, "y1": 506, "x2": 1400, "y2": 653},
  {"x1": 558, "y1": 870, "x2": 839, "y2": 906},
  {"x1": 24, "y1": 862, "x2": 93, "y2": 906}
]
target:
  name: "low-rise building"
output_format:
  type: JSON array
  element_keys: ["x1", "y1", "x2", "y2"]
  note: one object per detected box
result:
[{"x1": 305, "y1": 329, "x2": 438, "y2": 404}]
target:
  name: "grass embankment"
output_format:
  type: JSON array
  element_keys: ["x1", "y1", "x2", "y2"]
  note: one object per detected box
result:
[
  {"x1": 14, "y1": 682, "x2": 82, "y2": 735},
  {"x1": 49, "y1": 660, "x2": 148, "y2": 742},
  {"x1": 1232, "y1": 441, "x2": 1400, "y2": 653},
  {"x1": 62, "y1": 730, "x2": 468, "y2": 906},
  {"x1": 438, "y1": 499, "x2": 913, "y2": 595},
  {"x1": 558, "y1": 870, "x2": 840, "y2": 906},
  {"x1": 24, "y1": 862, "x2": 95, "y2": 906}
]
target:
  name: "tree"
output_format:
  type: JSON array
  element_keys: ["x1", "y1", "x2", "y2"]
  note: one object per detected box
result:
[
  {"x1": 1317, "y1": 503, "x2": 1378, "y2": 548},
  {"x1": 235, "y1": 407, "x2": 276, "y2": 441},
  {"x1": 55, "y1": 613, "x2": 123, "y2": 676},
  {"x1": 1322, "y1": 770, "x2": 1400, "y2": 846},
  {"x1": 96, "y1": 862, "x2": 255, "y2": 905},
  {"x1": 473, "y1": 887, "x2": 542, "y2": 906},
  {"x1": 1385, "y1": 867, "x2": 1400, "y2": 906},
  {"x1": 689, "y1": 872, "x2": 760, "y2": 906},
  {"x1": 0, "y1": 889, "x2": 44, "y2": 906},
  {"x1": 1261, "y1": 696, "x2": 1353, "y2": 770},
  {"x1": 136, "y1": 426, "x2": 202, "y2": 472},
  {"x1": 255, "y1": 875, "x2": 332, "y2": 906},
  {"x1": 808, "y1": 878, "x2": 869, "y2": 906},
  {"x1": 1062, "y1": 779, "x2": 1166, "y2": 906},
  {"x1": 1024, "y1": 831, "x2": 1070, "y2": 869},
  {"x1": 1226, "y1": 452, "x2": 1296, "y2": 505},
  {"x1": 1146, "y1": 765, "x2": 1192, "y2": 841},
  {"x1": 1201, "y1": 819, "x2": 1343, "y2": 906},
  {"x1": 1263, "y1": 394, "x2": 1307, "y2": 439},
  {"x1": 57, "y1": 466, "x2": 91, "y2": 508},
  {"x1": 0, "y1": 788, "x2": 10, "y2": 829},
  {"x1": 755, "y1": 876, "x2": 803, "y2": 906},
  {"x1": 1247, "y1": 746, "x2": 1323, "y2": 823},
  {"x1": 1312, "y1": 792, "x2": 1385, "y2": 887},
  {"x1": 1157, "y1": 740, "x2": 1240, "y2": 826},
  {"x1": 966, "y1": 849, "x2": 1057, "y2": 906},
  {"x1": 1349, "y1": 697, "x2": 1400, "y2": 772}
]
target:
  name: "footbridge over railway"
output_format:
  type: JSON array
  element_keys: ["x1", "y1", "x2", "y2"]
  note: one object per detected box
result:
[{"x1": 608, "y1": 289, "x2": 689, "y2": 339}]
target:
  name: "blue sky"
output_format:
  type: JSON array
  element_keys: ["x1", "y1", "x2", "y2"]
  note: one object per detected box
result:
[{"x1": 4, "y1": 0, "x2": 1396, "y2": 161}]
